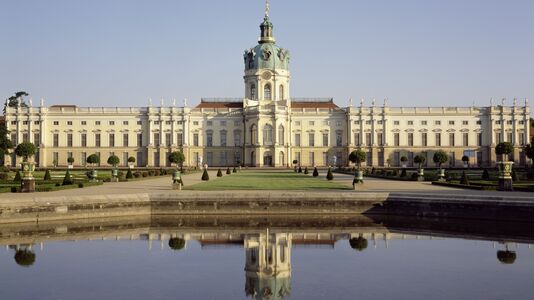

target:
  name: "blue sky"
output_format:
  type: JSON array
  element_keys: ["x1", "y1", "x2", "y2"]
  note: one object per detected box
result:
[{"x1": 1, "y1": 0, "x2": 533, "y2": 110}]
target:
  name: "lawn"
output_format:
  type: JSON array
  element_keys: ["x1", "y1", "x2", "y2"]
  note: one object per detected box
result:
[{"x1": 185, "y1": 170, "x2": 351, "y2": 191}]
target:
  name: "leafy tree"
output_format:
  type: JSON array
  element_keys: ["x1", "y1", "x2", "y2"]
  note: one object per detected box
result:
[
  {"x1": 15, "y1": 142, "x2": 36, "y2": 162},
  {"x1": 433, "y1": 150, "x2": 449, "y2": 168},
  {"x1": 201, "y1": 168, "x2": 209, "y2": 181},
  {"x1": 400, "y1": 156, "x2": 408, "y2": 164},
  {"x1": 67, "y1": 157, "x2": 74, "y2": 164},
  {"x1": 43, "y1": 169, "x2": 51, "y2": 180},
  {"x1": 226, "y1": 167, "x2": 231, "y2": 174},
  {"x1": 349, "y1": 236, "x2": 368, "y2": 251},
  {"x1": 128, "y1": 156, "x2": 136, "y2": 163},
  {"x1": 107, "y1": 155, "x2": 120, "y2": 167},
  {"x1": 326, "y1": 167, "x2": 334, "y2": 180},
  {"x1": 62, "y1": 170, "x2": 73, "y2": 185},
  {"x1": 217, "y1": 169, "x2": 223, "y2": 177},
  {"x1": 168, "y1": 238, "x2": 186, "y2": 250},
  {"x1": 0, "y1": 121, "x2": 13, "y2": 166},
  {"x1": 313, "y1": 167, "x2": 319, "y2": 177},
  {"x1": 497, "y1": 250, "x2": 516, "y2": 264},
  {"x1": 169, "y1": 151, "x2": 185, "y2": 170},
  {"x1": 292, "y1": 159, "x2": 298, "y2": 165},
  {"x1": 304, "y1": 167, "x2": 309, "y2": 174},
  {"x1": 413, "y1": 155, "x2": 426, "y2": 169},
  {"x1": 524, "y1": 138, "x2": 534, "y2": 167},
  {"x1": 86, "y1": 154, "x2": 100, "y2": 166},
  {"x1": 495, "y1": 142, "x2": 514, "y2": 161},
  {"x1": 4, "y1": 91, "x2": 29, "y2": 114},
  {"x1": 14, "y1": 249, "x2": 35, "y2": 267},
  {"x1": 348, "y1": 150, "x2": 366, "y2": 169}
]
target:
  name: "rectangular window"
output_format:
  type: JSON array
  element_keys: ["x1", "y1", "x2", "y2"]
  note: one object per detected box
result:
[
  {"x1": 449, "y1": 133, "x2": 455, "y2": 146},
  {"x1": 234, "y1": 120, "x2": 240, "y2": 127},
  {"x1": 435, "y1": 121, "x2": 441, "y2": 125},
  {"x1": 206, "y1": 132, "x2": 213, "y2": 147},
  {"x1": 407, "y1": 121, "x2": 414, "y2": 125},
  {"x1": 323, "y1": 152, "x2": 328, "y2": 166},
  {"x1": 154, "y1": 133, "x2": 160, "y2": 146},
  {"x1": 137, "y1": 121, "x2": 142, "y2": 125},
  {"x1": 206, "y1": 152, "x2": 213, "y2": 165},
  {"x1": 323, "y1": 133, "x2": 329, "y2": 147},
  {"x1": 53, "y1": 121, "x2": 59, "y2": 126},
  {"x1": 53, "y1": 152, "x2": 59, "y2": 165},
  {"x1": 165, "y1": 133, "x2": 171, "y2": 147},
  {"x1": 435, "y1": 133, "x2": 441, "y2": 146},
  {"x1": 11, "y1": 133, "x2": 17, "y2": 146},
  {"x1": 123, "y1": 121, "x2": 129, "y2": 125},
  {"x1": 354, "y1": 133, "x2": 360, "y2": 146},
  {"x1": 53, "y1": 134, "x2": 59, "y2": 147},
  {"x1": 336, "y1": 121, "x2": 342, "y2": 127},
  {"x1": 234, "y1": 131, "x2": 241, "y2": 146},
  {"x1": 220, "y1": 121, "x2": 226, "y2": 127},
  {"x1": 67, "y1": 121, "x2": 73, "y2": 126},
  {"x1": 496, "y1": 132, "x2": 502, "y2": 144},
  {"x1": 336, "y1": 132, "x2": 342, "y2": 146},
  {"x1": 408, "y1": 133, "x2": 414, "y2": 146},
  {"x1": 220, "y1": 151, "x2": 227, "y2": 166},
  {"x1": 377, "y1": 120, "x2": 383, "y2": 125},
  {"x1": 377, "y1": 133, "x2": 383, "y2": 146},
  {"x1": 295, "y1": 133, "x2": 301, "y2": 147},
  {"x1": 366, "y1": 133, "x2": 372, "y2": 146},
  {"x1": 165, "y1": 121, "x2": 171, "y2": 125},
  {"x1": 81, "y1": 121, "x2": 87, "y2": 125},
  {"x1": 95, "y1": 134, "x2": 101, "y2": 147},
  {"x1": 295, "y1": 121, "x2": 301, "y2": 126},
  {"x1": 123, "y1": 133, "x2": 129, "y2": 147},
  {"x1": 507, "y1": 120, "x2": 513, "y2": 125},
  {"x1": 365, "y1": 120, "x2": 371, "y2": 125},
  {"x1": 81, "y1": 133, "x2": 87, "y2": 147},
  {"x1": 109, "y1": 121, "x2": 115, "y2": 125},
  {"x1": 23, "y1": 133, "x2": 29, "y2": 143},
  {"x1": 421, "y1": 121, "x2": 427, "y2": 126},
  {"x1": 33, "y1": 121, "x2": 40, "y2": 125},
  {"x1": 109, "y1": 134, "x2": 115, "y2": 147},
  {"x1": 462, "y1": 120, "x2": 469, "y2": 125},
  {"x1": 123, "y1": 152, "x2": 128, "y2": 166},
  {"x1": 95, "y1": 121, "x2": 101, "y2": 125},
  {"x1": 449, "y1": 121, "x2": 455, "y2": 125},
  {"x1": 207, "y1": 121, "x2": 213, "y2": 126},
  {"x1": 193, "y1": 121, "x2": 199, "y2": 126},
  {"x1": 394, "y1": 133, "x2": 400, "y2": 146},
  {"x1": 422, "y1": 133, "x2": 428, "y2": 147},
  {"x1": 354, "y1": 120, "x2": 360, "y2": 125},
  {"x1": 476, "y1": 120, "x2": 482, "y2": 125},
  {"x1": 309, "y1": 121, "x2": 315, "y2": 126},
  {"x1": 177, "y1": 133, "x2": 183, "y2": 146},
  {"x1": 308, "y1": 133, "x2": 315, "y2": 146},
  {"x1": 10, "y1": 121, "x2": 16, "y2": 125},
  {"x1": 507, "y1": 132, "x2": 513, "y2": 143},
  {"x1": 220, "y1": 131, "x2": 227, "y2": 146},
  {"x1": 463, "y1": 133, "x2": 469, "y2": 146},
  {"x1": 519, "y1": 132, "x2": 525, "y2": 145},
  {"x1": 394, "y1": 121, "x2": 400, "y2": 125},
  {"x1": 137, "y1": 133, "x2": 143, "y2": 147},
  {"x1": 81, "y1": 152, "x2": 87, "y2": 165},
  {"x1": 309, "y1": 152, "x2": 315, "y2": 166},
  {"x1": 33, "y1": 133, "x2": 40, "y2": 146},
  {"x1": 193, "y1": 134, "x2": 199, "y2": 146},
  {"x1": 477, "y1": 133, "x2": 482, "y2": 146}
]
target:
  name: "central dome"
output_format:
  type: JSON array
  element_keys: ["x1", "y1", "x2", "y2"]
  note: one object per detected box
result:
[{"x1": 244, "y1": 14, "x2": 290, "y2": 71}]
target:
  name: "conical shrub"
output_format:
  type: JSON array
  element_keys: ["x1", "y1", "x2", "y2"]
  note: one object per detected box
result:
[
  {"x1": 62, "y1": 170, "x2": 73, "y2": 186},
  {"x1": 217, "y1": 169, "x2": 223, "y2": 177},
  {"x1": 226, "y1": 167, "x2": 231, "y2": 174},
  {"x1": 201, "y1": 169, "x2": 210, "y2": 181},
  {"x1": 233, "y1": 167, "x2": 237, "y2": 173},
  {"x1": 326, "y1": 168, "x2": 334, "y2": 181},
  {"x1": 304, "y1": 167, "x2": 309, "y2": 174},
  {"x1": 298, "y1": 166, "x2": 302, "y2": 173},
  {"x1": 44, "y1": 169, "x2": 51, "y2": 181},
  {"x1": 400, "y1": 168, "x2": 407, "y2": 178},
  {"x1": 13, "y1": 170, "x2": 21, "y2": 182},
  {"x1": 126, "y1": 169, "x2": 133, "y2": 179},
  {"x1": 313, "y1": 167, "x2": 319, "y2": 177}
]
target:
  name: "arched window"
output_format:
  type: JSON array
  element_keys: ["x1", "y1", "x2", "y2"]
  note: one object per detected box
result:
[
  {"x1": 250, "y1": 84, "x2": 256, "y2": 100},
  {"x1": 250, "y1": 124, "x2": 257, "y2": 145},
  {"x1": 264, "y1": 84, "x2": 272, "y2": 100},
  {"x1": 278, "y1": 125, "x2": 285, "y2": 145},
  {"x1": 279, "y1": 85, "x2": 284, "y2": 100},
  {"x1": 263, "y1": 124, "x2": 273, "y2": 145}
]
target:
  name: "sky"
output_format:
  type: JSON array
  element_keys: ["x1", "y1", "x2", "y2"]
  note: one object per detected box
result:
[{"x1": 1, "y1": 0, "x2": 533, "y2": 111}]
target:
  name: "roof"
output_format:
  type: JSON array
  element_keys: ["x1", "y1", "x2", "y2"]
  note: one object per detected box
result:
[
  {"x1": 195, "y1": 102, "x2": 243, "y2": 109},
  {"x1": 291, "y1": 101, "x2": 338, "y2": 109}
]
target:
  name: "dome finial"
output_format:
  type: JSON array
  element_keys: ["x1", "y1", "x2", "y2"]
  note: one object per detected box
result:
[{"x1": 265, "y1": 0, "x2": 270, "y2": 18}]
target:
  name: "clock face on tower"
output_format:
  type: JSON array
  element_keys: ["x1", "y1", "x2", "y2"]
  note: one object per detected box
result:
[{"x1": 262, "y1": 72, "x2": 272, "y2": 80}]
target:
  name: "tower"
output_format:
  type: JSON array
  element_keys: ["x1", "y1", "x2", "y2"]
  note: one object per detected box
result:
[{"x1": 243, "y1": 1, "x2": 291, "y2": 167}]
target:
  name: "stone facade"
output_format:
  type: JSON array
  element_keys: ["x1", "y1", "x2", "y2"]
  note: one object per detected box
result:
[{"x1": 3, "y1": 8, "x2": 531, "y2": 169}]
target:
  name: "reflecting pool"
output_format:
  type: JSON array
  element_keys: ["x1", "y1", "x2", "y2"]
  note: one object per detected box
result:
[{"x1": 0, "y1": 215, "x2": 533, "y2": 300}]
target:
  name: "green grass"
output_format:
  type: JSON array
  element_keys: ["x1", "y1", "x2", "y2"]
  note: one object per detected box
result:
[{"x1": 185, "y1": 170, "x2": 351, "y2": 191}]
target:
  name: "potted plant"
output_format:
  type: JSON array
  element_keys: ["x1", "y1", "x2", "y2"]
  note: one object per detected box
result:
[
  {"x1": 169, "y1": 151, "x2": 185, "y2": 190},
  {"x1": 86, "y1": 154, "x2": 100, "y2": 181},
  {"x1": 107, "y1": 155, "x2": 120, "y2": 181},
  {"x1": 127, "y1": 156, "x2": 136, "y2": 169},
  {"x1": 15, "y1": 142, "x2": 36, "y2": 192},
  {"x1": 67, "y1": 157, "x2": 74, "y2": 169},
  {"x1": 292, "y1": 159, "x2": 298, "y2": 172},
  {"x1": 400, "y1": 155, "x2": 408, "y2": 168},
  {"x1": 413, "y1": 155, "x2": 426, "y2": 181},
  {"x1": 349, "y1": 150, "x2": 366, "y2": 187},
  {"x1": 495, "y1": 142, "x2": 514, "y2": 191},
  {"x1": 433, "y1": 150, "x2": 449, "y2": 182},
  {"x1": 461, "y1": 155, "x2": 470, "y2": 168}
]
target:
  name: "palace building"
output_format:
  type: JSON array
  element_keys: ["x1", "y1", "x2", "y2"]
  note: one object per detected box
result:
[{"x1": 3, "y1": 4, "x2": 531, "y2": 169}]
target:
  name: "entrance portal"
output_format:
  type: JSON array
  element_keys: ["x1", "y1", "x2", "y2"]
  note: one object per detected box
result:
[{"x1": 263, "y1": 152, "x2": 273, "y2": 167}]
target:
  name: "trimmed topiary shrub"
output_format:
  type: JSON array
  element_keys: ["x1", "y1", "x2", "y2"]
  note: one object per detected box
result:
[
  {"x1": 313, "y1": 167, "x2": 319, "y2": 177},
  {"x1": 482, "y1": 169, "x2": 490, "y2": 180},
  {"x1": 326, "y1": 168, "x2": 334, "y2": 180},
  {"x1": 304, "y1": 167, "x2": 309, "y2": 174},
  {"x1": 44, "y1": 169, "x2": 51, "y2": 181},
  {"x1": 134, "y1": 172, "x2": 141, "y2": 178},
  {"x1": 201, "y1": 169, "x2": 210, "y2": 181},
  {"x1": 460, "y1": 171, "x2": 470, "y2": 185},
  {"x1": 226, "y1": 167, "x2": 231, "y2": 174},
  {"x1": 217, "y1": 169, "x2": 223, "y2": 177},
  {"x1": 78, "y1": 183, "x2": 84, "y2": 188},
  {"x1": 14, "y1": 249, "x2": 35, "y2": 267},
  {"x1": 13, "y1": 170, "x2": 21, "y2": 182},
  {"x1": 298, "y1": 166, "x2": 302, "y2": 173},
  {"x1": 62, "y1": 170, "x2": 73, "y2": 186},
  {"x1": 233, "y1": 167, "x2": 237, "y2": 173},
  {"x1": 400, "y1": 168, "x2": 407, "y2": 178},
  {"x1": 126, "y1": 169, "x2": 133, "y2": 179}
]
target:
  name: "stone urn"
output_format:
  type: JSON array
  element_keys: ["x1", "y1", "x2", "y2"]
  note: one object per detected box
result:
[
  {"x1": 417, "y1": 168, "x2": 425, "y2": 181},
  {"x1": 172, "y1": 170, "x2": 182, "y2": 190},
  {"x1": 20, "y1": 162, "x2": 36, "y2": 193},
  {"x1": 353, "y1": 170, "x2": 364, "y2": 189},
  {"x1": 111, "y1": 168, "x2": 119, "y2": 182},
  {"x1": 90, "y1": 170, "x2": 98, "y2": 181},
  {"x1": 497, "y1": 161, "x2": 514, "y2": 191},
  {"x1": 437, "y1": 168, "x2": 446, "y2": 182}
]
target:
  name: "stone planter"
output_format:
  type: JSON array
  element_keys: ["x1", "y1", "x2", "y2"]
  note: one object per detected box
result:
[
  {"x1": 110, "y1": 168, "x2": 119, "y2": 182},
  {"x1": 90, "y1": 170, "x2": 98, "y2": 181},
  {"x1": 417, "y1": 168, "x2": 425, "y2": 181},
  {"x1": 497, "y1": 161, "x2": 514, "y2": 191},
  {"x1": 68, "y1": 164, "x2": 73, "y2": 169},
  {"x1": 352, "y1": 170, "x2": 364, "y2": 189},
  {"x1": 20, "y1": 162, "x2": 35, "y2": 193},
  {"x1": 437, "y1": 168, "x2": 446, "y2": 182},
  {"x1": 172, "y1": 170, "x2": 182, "y2": 190}
]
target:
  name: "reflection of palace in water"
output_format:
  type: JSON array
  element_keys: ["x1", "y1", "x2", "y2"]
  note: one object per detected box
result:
[{"x1": 1, "y1": 215, "x2": 533, "y2": 299}]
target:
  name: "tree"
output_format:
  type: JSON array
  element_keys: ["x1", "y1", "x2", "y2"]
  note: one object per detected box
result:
[
  {"x1": 497, "y1": 250, "x2": 517, "y2": 264},
  {"x1": 128, "y1": 156, "x2": 136, "y2": 164},
  {"x1": 349, "y1": 236, "x2": 368, "y2": 251},
  {"x1": 44, "y1": 169, "x2": 51, "y2": 180},
  {"x1": 86, "y1": 154, "x2": 100, "y2": 166},
  {"x1": 201, "y1": 168, "x2": 210, "y2": 181},
  {"x1": 348, "y1": 150, "x2": 366, "y2": 169},
  {"x1": 169, "y1": 151, "x2": 185, "y2": 170},
  {"x1": 107, "y1": 155, "x2": 120, "y2": 167},
  {"x1": 304, "y1": 167, "x2": 309, "y2": 174},
  {"x1": 126, "y1": 169, "x2": 133, "y2": 179},
  {"x1": 15, "y1": 142, "x2": 36, "y2": 162},
  {"x1": 433, "y1": 150, "x2": 449, "y2": 168},
  {"x1": 326, "y1": 168, "x2": 334, "y2": 180},
  {"x1": 13, "y1": 170, "x2": 21, "y2": 182},
  {"x1": 523, "y1": 138, "x2": 534, "y2": 166},
  {"x1": 313, "y1": 167, "x2": 319, "y2": 177},
  {"x1": 217, "y1": 169, "x2": 223, "y2": 177},
  {"x1": 62, "y1": 170, "x2": 73, "y2": 185},
  {"x1": 67, "y1": 157, "x2": 75, "y2": 164},
  {"x1": 495, "y1": 142, "x2": 514, "y2": 161},
  {"x1": 14, "y1": 249, "x2": 35, "y2": 267},
  {"x1": 414, "y1": 155, "x2": 426, "y2": 169},
  {"x1": 4, "y1": 91, "x2": 29, "y2": 114},
  {"x1": 226, "y1": 167, "x2": 231, "y2": 174},
  {"x1": 168, "y1": 238, "x2": 186, "y2": 250},
  {"x1": 0, "y1": 121, "x2": 13, "y2": 166}
]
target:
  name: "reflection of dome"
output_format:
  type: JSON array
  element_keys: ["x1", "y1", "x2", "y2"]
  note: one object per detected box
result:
[
  {"x1": 245, "y1": 275, "x2": 291, "y2": 300},
  {"x1": 497, "y1": 250, "x2": 517, "y2": 264}
]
